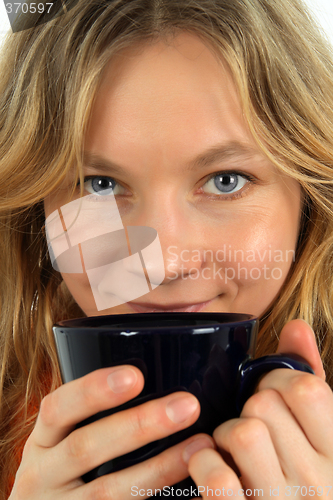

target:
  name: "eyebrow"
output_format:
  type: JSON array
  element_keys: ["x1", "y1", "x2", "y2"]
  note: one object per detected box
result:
[{"x1": 83, "y1": 142, "x2": 261, "y2": 175}]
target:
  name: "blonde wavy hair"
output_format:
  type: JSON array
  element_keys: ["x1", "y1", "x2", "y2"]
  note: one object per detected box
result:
[{"x1": 1, "y1": 0, "x2": 333, "y2": 495}]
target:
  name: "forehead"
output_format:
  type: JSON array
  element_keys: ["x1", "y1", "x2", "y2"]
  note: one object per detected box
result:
[
  {"x1": 98, "y1": 31, "x2": 235, "y2": 97},
  {"x1": 85, "y1": 32, "x2": 255, "y2": 155}
]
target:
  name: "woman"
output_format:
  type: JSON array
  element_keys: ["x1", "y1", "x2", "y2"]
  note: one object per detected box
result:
[{"x1": 1, "y1": 0, "x2": 333, "y2": 498}]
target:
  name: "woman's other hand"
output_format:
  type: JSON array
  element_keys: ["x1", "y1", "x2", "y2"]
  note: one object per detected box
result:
[
  {"x1": 187, "y1": 320, "x2": 333, "y2": 499},
  {"x1": 9, "y1": 366, "x2": 214, "y2": 499}
]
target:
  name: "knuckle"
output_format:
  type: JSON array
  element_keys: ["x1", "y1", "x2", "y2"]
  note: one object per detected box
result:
[
  {"x1": 38, "y1": 391, "x2": 60, "y2": 427},
  {"x1": 150, "y1": 453, "x2": 174, "y2": 486},
  {"x1": 87, "y1": 476, "x2": 116, "y2": 500},
  {"x1": 66, "y1": 428, "x2": 93, "y2": 466},
  {"x1": 15, "y1": 465, "x2": 41, "y2": 498},
  {"x1": 126, "y1": 405, "x2": 149, "y2": 439},
  {"x1": 242, "y1": 389, "x2": 281, "y2": 417},
  {"x1": 79, "y1": 375, "x2": 101, "y2": 412},
  {"x1": 229, "y1": 418, "x2": 268, "y2": 450},
  {"x1": 21, "y1": 434, "x2": 34, "y2": 457},
  {"x1": 304, "y1": 471, "x2": 324, "y2": 489},
  {"x1": 205, "y1": 467, "x2": 236, "y2": 492},
  {"x1": 288, "y1": 373, "x2": 330, "y2": 404}
]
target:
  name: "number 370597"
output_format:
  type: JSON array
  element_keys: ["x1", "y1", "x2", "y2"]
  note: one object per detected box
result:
[{"x1": 5, "y1": 3, "x2": 53, "y2": 14}]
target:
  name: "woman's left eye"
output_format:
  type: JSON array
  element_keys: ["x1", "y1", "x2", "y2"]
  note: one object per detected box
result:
[
  {"x1": 202, "y1": 172, "x2": 251, "y2": 197},
  {"x1": 82, "y1": 176, "x2": 123, "y2": 196}
]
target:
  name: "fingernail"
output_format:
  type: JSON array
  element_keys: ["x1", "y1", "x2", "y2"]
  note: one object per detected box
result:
[
  {"x1": 107, "y1": 367, "x2": 137, "y2": 393},
  {"x1": 166, "y1": 394, "x2": 198, "y2": 424},
  {"x1": 183, "y1": 437, "x2": 215, "y2": 464}
]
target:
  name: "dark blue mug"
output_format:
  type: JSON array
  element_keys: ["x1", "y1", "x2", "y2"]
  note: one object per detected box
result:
[{"x1": 53, "y1": 312, "x2": 313, "y2": 487}]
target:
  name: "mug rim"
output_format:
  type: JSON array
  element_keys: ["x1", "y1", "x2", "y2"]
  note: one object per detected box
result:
[{"x1": 55, "y1": 312, "x2": 258, "y2": 332}]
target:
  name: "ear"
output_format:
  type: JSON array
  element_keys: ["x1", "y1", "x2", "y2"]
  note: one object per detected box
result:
[{"x1": 276, "y1": 319, "x2": 325, "y2": 380}]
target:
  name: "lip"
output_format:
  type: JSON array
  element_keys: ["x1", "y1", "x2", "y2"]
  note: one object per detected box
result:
[{"x1": 127, "y1": 299, "x2": 214, "y2": 313}]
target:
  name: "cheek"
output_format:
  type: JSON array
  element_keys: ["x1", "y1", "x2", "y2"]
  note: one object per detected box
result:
[
  {"x1": 207, "y1": 193, "x2": 300, "y2": 315},
  {"x1": 229, "y1": 183, "x2": 300, "y2": 273},
  {"x1": 61, "y1": 273, "x2": 99, "y2": 316},
  {"x1": 211, "y1": 229, "x2": 295, "y2": 286},
  {"x1": 231, "y1": 211, "x2": 299, "y2": 315}
]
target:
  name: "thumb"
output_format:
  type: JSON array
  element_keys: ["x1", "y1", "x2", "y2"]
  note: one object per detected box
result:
[{"x1": 276, "y1": 319, "x2": 325, "y2": 380}]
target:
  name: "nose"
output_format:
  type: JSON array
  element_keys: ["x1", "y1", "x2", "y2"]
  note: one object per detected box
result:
[
  {"x1": 126, "y1": 195, "x2": 206, "y2": 286},
  {"x1": 160, "y1": 240, "x2": 206, "y2": 284}
]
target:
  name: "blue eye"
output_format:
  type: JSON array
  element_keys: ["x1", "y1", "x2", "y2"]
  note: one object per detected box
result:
[
  {"x1": 83, "y1": 176, "x2": 120, "y2": 195},
  {"x1": 203, "y1": 172, "x2": 249, "y2": 196}
]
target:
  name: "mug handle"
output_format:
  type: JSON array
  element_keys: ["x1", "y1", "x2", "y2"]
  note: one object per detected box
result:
[{"x1": 236, "y1": 353, "x2": 314, "y2": 413}]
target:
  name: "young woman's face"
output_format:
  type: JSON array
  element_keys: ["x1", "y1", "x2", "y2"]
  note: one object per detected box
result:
[{"x1": 44, "y1": 32, "x2": 301, "y2": 317}]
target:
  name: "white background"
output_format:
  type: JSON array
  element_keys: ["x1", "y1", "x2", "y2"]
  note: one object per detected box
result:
[{"x1": 1, "y1": 1, "x2": 333, "y2": 48}]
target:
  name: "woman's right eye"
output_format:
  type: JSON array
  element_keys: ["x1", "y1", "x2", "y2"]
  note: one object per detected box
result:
[{"x1": 82, "y1": 176, "x2": 124, "y2": 196}]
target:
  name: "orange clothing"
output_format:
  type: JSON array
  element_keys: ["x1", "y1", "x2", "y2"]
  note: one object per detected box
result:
[{"x1": 7, "y1": 375, "x2": 53, "y2": 497}]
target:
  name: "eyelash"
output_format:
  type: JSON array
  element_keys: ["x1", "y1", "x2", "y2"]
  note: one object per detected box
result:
[
  {"x1": 76, "y1": 176, "x2": 121, "y2": 197},
  {"x1": 77, "y1": 171, "x2": 256, "y2": 200},
  {"x1": 201, "y1": 170, "x2": 256, "y2": 200}
]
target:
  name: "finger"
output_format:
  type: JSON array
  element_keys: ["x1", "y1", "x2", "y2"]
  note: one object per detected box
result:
[
  {"x1": 257, "y1": 368, "x2": 333, "y2": 456},
  {"x1": 212, "y1": 417, "x2": 285, "y2": 490},
  {"x1": 67, "y1": 435, "x2": 215, "y2": 500},
  {"x1": 187, "y1": 448, "x2": 242, "y2": 500},
  {"x1": 241, "y1": 387, "x2": 318, "y2": 481},
  {"x1": 277, "y1": 319, "x2": 325, "y2": 379},
  {"x1": 43, "y1": 391, "x2": 201, "y2": 485},
  {"x1": 31, "y1": 366, "x2": 144, "y2": 447}
]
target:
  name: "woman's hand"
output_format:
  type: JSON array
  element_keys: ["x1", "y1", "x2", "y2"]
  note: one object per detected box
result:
[
  {"x1": 9, "y1": 365, "x2": 214, "y2": 499},
  {"x1": 188, "y1": 320, "x2": 333, "y2": 499}
]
